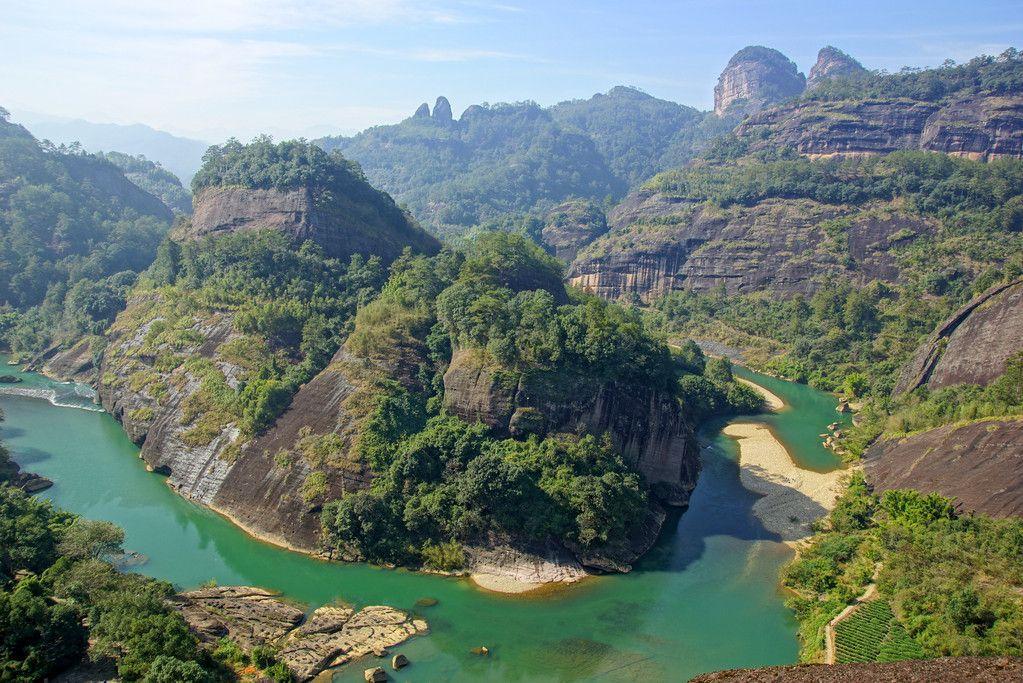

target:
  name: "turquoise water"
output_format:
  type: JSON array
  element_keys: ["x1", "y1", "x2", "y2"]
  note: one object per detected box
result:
[{"x1": 0, "y1": 356, "x2": 844, "y2": 681}]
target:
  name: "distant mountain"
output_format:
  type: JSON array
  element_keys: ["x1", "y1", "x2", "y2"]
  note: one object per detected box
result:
[
  {"x1": 317, "y1": 89, "x2": 730, "y2": 237},
  {"x1": 15, "y1": 113, "x2": 208, "y2": 183}
]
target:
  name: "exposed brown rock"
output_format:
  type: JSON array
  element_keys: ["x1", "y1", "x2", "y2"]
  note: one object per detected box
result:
[
  {"x1": 568, "y1": 195, "x2": 931, "y2": 301},
  {"x1": 691, "y1": 656, "x2": 1023, "y2": 682},
  {"x1": 737, "y1": 95, "x2": 1023, "y2": 160},
  {"x1": 894, "y1": 278, "x2": 1023, "y2": 395},
  {"x1": 806, "y1": 46, "x2": 867, "y2": 91},
  {"x1": 865, "y1": 419, "x2": 1023, "y2": 518},
  {"x1": 171, "y1": 586, "x2": 426, "y2": 682},
  {"x1": 181, "y1": 185, "x2": 438, "y2": 264},
  {"x1": 713, "y1": 46, "x2": 806, "y2": 117}
]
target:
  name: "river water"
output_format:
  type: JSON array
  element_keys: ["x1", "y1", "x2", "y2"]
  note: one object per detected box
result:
[{"x1": 0, "y1": 356, "x2": 844, "y2": 681}]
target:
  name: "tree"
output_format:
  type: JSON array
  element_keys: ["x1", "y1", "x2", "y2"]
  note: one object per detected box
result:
[
  {"x1": 57, "y1": 519, "x2": 125, "y2": 561},
  {"x1": 143, "y1": 656, "x2": 215, "y2": 683},
  {"x1": 705, "y1": 356, "x2": 734, "y2": 384}
]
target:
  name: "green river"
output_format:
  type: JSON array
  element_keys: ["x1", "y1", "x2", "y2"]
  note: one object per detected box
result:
[{"x1": 0, "y1": 356, "x2": 845, "y2": 681}]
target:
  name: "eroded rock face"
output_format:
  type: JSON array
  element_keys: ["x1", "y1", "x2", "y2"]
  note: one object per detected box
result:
[
  {"x1": 171, "y1": 586, "x2": 427, "y2": 682},
  {"x1": 806, "y1": 46, "x2": 866, "y2": 91},
  {"x1": 713, "y1": 46, "x2": 806, "y2": 117},
  {"x1": 737, "y1": 95, "x2": 1023, "y2": 160},
  {"x1": 182, "y1": 185, "x2": 439, "y2": 264},
  {"x1": 895, "y1": 278, "x2": 1023, "y2": 394},
  {"x1": 433, "y1": 96, "x2": 453, "y2": 122},
  {"x1": 865, "y1": 419, "x2": 1023, "y2": 518},
  {"x1": 568, "y1": 194, "x2": 931, "y2": 301},
  {"x1": 442, "y1": 349, "x2": 699, "y2": 506},
  {"x1": 541, "y1": 200, "x2": 609, "y2": 263},
  {"x1": 692, "y1": 656, "x2": 1023, "y2": 683}
]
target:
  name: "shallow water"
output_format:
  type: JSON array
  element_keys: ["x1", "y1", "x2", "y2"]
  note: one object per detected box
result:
[{"x1": 0, "y1": 356, "x2": 844, "y2": 681}]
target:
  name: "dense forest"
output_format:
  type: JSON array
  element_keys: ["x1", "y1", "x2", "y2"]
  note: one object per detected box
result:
[
  {"x1": 0, "y1": 108, "x2": 174, "y2": 355},
  {"x1": 102, "y1": 151, "x2": 192, "y2": 214},
  {"x1": 317, "y1": 233, "x2": 761, "y2": 567}
]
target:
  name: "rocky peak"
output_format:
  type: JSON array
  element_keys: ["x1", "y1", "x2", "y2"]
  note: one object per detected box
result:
[
  {"x1": 806, "y1": 46, "x2": 867, "y2": 90},
  {"x1": 713, "y1": 46, "x2": 806, "y2": 117},
  {"x1": 413, "y1": 102, "x2": 430, "y2": 118},
  {"x1": 433, "y1": 96, "x2": 453, "y2": 122}
]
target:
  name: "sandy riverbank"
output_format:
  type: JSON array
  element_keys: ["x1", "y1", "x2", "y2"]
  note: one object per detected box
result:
[
  {"x1": 736, "y1": 377, "x2": 785, "y2": 411},
  {"x1": 724, "y1": 422, "x2": 847, "y2": 544}
]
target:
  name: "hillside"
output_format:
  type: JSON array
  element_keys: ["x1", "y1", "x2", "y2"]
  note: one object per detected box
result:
[
  {"x1": 0, "y1": 108, "x2": 174, "y2": 355},
  {"x1": 102, "y1": 151, "x2": 192, "y2": 214}
]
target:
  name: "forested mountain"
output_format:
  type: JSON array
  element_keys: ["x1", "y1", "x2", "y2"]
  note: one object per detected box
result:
[
  {"x1": 102, "y1": 151, "x2": 192, "y2": 214},
  {"x1": 0, "y1": 108, "x2": 174, "y2": 353},
  {"x1": 317, "y1": 89, "x2": 735, "y2": 238}
]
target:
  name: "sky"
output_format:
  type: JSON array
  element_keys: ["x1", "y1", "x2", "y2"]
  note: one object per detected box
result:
[{"x1": 2, "y1": 0, "x2": 1021, "y2": 142}]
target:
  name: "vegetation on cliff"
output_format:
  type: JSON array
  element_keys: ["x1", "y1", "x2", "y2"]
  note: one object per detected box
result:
[
  {"x1": 783, "y1": 474, "x2": 1023, "y2": 663},
  {"x1": 0, "y1": 108, "x2": 174, "y2": 354},
  {"x1": 320, "y1": 233, "x2": 760, "y2": 568}
]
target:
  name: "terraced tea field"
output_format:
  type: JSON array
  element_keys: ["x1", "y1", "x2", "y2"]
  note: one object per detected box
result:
[{"x1": 835, "y1": 600, "x2": 926, "y2": 664}]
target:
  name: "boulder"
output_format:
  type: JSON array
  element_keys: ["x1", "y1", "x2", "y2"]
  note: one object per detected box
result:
[
  {"x1": 364, "y1": 667, "x2": 387, "y2": 682},
  {"x1": 392, "y1": 653, "x2": 409, "y2": 669}
]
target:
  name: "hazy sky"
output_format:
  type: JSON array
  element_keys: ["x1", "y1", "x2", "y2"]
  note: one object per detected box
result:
[{"x1": 3, "y1": 0, "x2": 1021, "y2": 142}]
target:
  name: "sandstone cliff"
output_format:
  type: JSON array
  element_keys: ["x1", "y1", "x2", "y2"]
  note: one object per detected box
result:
[
  {"x1": 692, "y1": 657, "x2": 1023, "y2": 683},
  {"x1": 442, "y1": 348, "x2": 699, "y2": 506},
  {"x1": 894, "y1": 278, "x2": 1023, "y2": 395},
  {"x1": 568, "y1": 195, "x2": 931, "y2": 301},
  {"x1": 806, "y1": 46, "x2": 867, "y2": 91},
  {"x1": 181, "y1": 184, "x2": 439, "y2": 263},
  {"x1": 737, "y1": 95, "x2": 1023, "y2": 160},
  {"x1": 865, "y1": 419, "x2": 1023, "y2": 518},
  {"x1": 713, "y1": 46, "x2": 806, "y2": 117}
]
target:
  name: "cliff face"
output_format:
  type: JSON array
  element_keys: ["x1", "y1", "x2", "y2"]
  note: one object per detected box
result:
[
  {"x1": 894, "y1": 278, "x2": 1023, "y2": 395},
  {"x1": 540, "y1": 200, "x2": 609, "y2": 263},
  {"x1": 442, "y1": 349, "x2": 699, "y2": 506},
  {"x1": 182, "y1": 185, "x2": 439, "y2": 263},
  {"x1": 737, "y1": 95, "x2": 1023, "y2": 160},
  {"x1": 568, "y1": 193, "x2": 930, "y2": 301},
  {"x1": 713, "y1": 46, "x2": 806, "y2": 117},
  {"x1": 806, "y1": 46, "x2": 866, "y2": 91},
  {"x1": 865, "y1": 419, "x2": 1023, "y2": 519}
]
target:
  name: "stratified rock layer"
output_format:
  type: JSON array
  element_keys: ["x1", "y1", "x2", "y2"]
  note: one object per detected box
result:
[
  {"x1": 568, "y1": 196, "x2": 930, "y2": 300},
  {"x1": 713, "y1": 46, "x2": 806, "y2": 117},
  {"x1": 171, "y1": 586, "x2": 426, "y2": 682},
  {"x1": 865, "y1": 419, "x2": 1023, "y2": 518},
  {"x1": 692, "y1": 657, "x2": 1023, "y2": 683},
  {"x1": 737, "y1": 96, "x2": 1023, "y2": 161},
  {"x1": 894, "y1": 278, "x2": 1023, "y2": 394}
]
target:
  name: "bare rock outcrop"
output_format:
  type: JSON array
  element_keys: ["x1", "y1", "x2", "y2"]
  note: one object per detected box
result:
[
  {"x1": 568, "y1": 194, "x2": 932, "y2": 301},
  {"x1": 692, "y1": 656, "x2": 1023, "y2": 683},
  {"x1": 182, "y1": 185, "x2": 439, "y2": 264},
  {"x1": 806, "y1": 46, "x2": 867, "y2": 91},
  {"x1": 713, "y1": 46, "x2": 806, "y2": 117},
  {"x1": 171, "y1": 586, "x2": 426, "y2": 682},
  {"x1": 865, "y1": 419, "x2": 1023, "y2": 518},
  {"x1": 894, "y1": 278, "x2": 1023, "y2": 394},
  {"x1": 737, "y1": 95, "x2": 1023, "y2": 160}
]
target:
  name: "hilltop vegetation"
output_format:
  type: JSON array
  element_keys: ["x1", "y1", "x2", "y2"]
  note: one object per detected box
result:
[{"x1": 0, "y1": 108, "x2": 173, "y2": 354}]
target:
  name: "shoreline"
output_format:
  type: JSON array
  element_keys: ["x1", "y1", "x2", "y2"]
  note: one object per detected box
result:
[
  {"x1": 736, "y1": 377, "x2": 785, "y2": 411},
  {"x1": 722, "y1": 375, "x2": 848, "y2": 544}
]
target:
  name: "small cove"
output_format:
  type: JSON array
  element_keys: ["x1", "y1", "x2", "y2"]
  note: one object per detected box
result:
[{"x1": 1, "y1": 355, "x2": 845, "y2": 681}]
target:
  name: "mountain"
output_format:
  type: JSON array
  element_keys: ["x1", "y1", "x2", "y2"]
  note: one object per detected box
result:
[
  {"x1": 15, "y1": 112, "x2": 209, "y2": 183},
  {"x1": 317, "y1": 89, "x2": 733, "y2": 238},
  {"x1": 806, "y1": 46, "x2": 867, "y2": 91},
  {"x1": 0, "y1": 108, "x2": 174, "y2": 353},
  {"x1": 713, "y1": 46, "x2": 806, "y2": 116}
]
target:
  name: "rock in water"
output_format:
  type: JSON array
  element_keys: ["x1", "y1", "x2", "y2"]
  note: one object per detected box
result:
[
  {"x1": 171, "y1": 587, "x2": 427, "y2": 681},
  {"x1": 392, "y1": 653, "x2": 409, "y2": 669},
  {"x1": 0, "y1": 374, "x2": 21, "y2": 383},
  {"x1": 364, "y1": 667, "x2": 387, "y2": 682},
  {"x1": 713, "y1": 46, "x2": 805, "y2": 116}
]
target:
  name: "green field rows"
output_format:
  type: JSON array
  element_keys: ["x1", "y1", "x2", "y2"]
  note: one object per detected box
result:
[{"x1": 835, "y1": 599, "x2": 926, "y2": 663}]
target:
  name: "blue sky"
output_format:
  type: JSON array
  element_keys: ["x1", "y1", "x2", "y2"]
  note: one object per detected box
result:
[{"x1": 2, "y1": 0, "x2": 1020, "y2": 141}]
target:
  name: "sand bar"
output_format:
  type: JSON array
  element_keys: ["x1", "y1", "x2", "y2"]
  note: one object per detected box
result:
[
  {"x1": 724, "y1": 421, "x2": 846, "y2": 544},
  {"x1": 736, "y1": 377, "x2": 785, "y2": 411}
]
